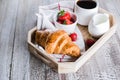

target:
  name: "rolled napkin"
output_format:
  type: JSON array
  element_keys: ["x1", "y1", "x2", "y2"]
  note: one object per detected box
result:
[{"x1": 36, "y1": 12, "x2": 56, "y2": 30}]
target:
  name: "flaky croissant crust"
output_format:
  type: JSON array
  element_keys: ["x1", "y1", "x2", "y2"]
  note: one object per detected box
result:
[{"x1": 35, "y1": 30, "x2": 80, "y2": 57}]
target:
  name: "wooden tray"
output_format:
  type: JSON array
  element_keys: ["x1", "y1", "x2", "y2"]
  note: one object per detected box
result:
[{"x1": 27, "y1": 8, "x2": 117, "y2": 73}]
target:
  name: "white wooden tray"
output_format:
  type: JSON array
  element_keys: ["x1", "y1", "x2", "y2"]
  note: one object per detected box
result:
[{"x1": 27, "y1": 8, "x2": 117, "y2": 73}]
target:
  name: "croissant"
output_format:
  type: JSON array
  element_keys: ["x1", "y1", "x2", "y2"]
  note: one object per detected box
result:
[{"x1": 35, "y1": 30, "x2": 80, "y2": 57}]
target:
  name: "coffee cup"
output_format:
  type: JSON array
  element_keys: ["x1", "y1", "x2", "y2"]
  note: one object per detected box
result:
[{"x1": 74, "y1": 0, "x2": 99, "y2": 26}]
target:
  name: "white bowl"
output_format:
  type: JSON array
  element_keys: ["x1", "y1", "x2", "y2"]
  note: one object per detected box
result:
[{"x1": 53, "y1": 11, "x2": 78, "y2": 34}]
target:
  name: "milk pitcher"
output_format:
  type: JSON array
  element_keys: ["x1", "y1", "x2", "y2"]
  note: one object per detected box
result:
[{"x1": 88, "y1": 13, "x2": 110, "y2": 38}]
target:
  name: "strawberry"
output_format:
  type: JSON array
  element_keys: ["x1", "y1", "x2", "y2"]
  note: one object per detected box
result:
[
  {"x1": 57, "y1": 20, "x2": 62, "y2": 24},
  {"x1": 86, "y1": 39, "x2": 96, "y2": 47},
  {"x1": 58, "y1": 10, "x2": 71, "y2": 21},
  {"x1": 69, "y1": 32, "x2": 77, "y2": 41},
  {"x1": 63, "y1": 19, "x2": 73, "y2": 25}
]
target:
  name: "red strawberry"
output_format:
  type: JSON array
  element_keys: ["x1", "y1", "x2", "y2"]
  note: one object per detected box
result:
[
  {"x1": 64, "y1": 12, "x2": 71, "y2": 20},
  {"x1": 57, "y1": 20, "x2": 62, "y2": 24},
  {"x1": 69, "y1": 32, "x2": 77, "y2": 41},
  {"x1": 86, "y1": 39, "x2": 96, "y2": 47},
  {"x1": 63, "y1": 19, "x2": 73, "y2": 25},
  {"x1": 58, "y1": 10, "x2": 71, "y2": 21}
]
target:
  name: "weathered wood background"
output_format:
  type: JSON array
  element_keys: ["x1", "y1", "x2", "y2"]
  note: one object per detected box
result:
[{"x1": 0, "y1": 0, "x2": 120, "y2": 80}]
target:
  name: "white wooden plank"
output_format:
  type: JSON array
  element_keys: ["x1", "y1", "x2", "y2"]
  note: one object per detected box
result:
[
  {"x1": 30, "y1": 56, "x2": 46, "y2": 80},
  {"x1": 10, "y1": 0, "x2": 41, "y2": 80},
  {"x1": 0, "y1": 0, "x2": 19, "y2": 80}
]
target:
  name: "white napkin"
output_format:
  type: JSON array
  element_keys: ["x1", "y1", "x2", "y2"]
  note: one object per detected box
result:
[
  {"x1": 36, "y1": 12, "x2": 56, "y2": 30},
  {"x1": 36, "y1": 1, "x2": 85, "y2": 62},
  {"x1": 37, "y1": 1, "x2": 75, "y2": 30}
]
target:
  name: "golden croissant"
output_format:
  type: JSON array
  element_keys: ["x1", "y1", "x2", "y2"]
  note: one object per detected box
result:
[{"x1": 35, "y1": 29, "x2": 81, "y2": 57}]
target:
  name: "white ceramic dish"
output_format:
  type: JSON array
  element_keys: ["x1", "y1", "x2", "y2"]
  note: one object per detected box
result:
[
  {"x1": 53, "y1": 11, "x2": 78, "y2": 34},
  {"x1": 88, "y1": 13, "x2": 110, "y2": 38}
]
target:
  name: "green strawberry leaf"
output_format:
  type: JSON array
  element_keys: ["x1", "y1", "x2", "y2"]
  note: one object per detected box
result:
[
  {"x1": 58, "y1": 10, "x2": 65, "y2": 16},
  {"x1": 63, "y1": 20, "x2": 67, "y2": 25}
]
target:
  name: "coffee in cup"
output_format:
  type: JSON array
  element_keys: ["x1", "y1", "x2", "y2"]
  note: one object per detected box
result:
[{"x1": 77, "y1": 0, "x2": 97, "y2": 9}]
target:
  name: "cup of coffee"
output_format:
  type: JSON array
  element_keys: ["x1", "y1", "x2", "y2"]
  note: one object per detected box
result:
[{"x1": 74, "y1": 0, "x2": 99, "y2": 26}]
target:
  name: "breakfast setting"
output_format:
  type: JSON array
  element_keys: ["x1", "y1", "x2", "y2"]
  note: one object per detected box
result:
[
  {"x1": 1, "y1": 0, "x2": 120, "y2": 79},
  {"x1": 27, "y1": 0, "x2": 116, "y2": 73}
]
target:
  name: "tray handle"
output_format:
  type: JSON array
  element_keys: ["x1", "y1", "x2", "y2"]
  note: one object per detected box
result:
[{"x1": 28, "y1": 44, "x2": 58, "y2": 71}]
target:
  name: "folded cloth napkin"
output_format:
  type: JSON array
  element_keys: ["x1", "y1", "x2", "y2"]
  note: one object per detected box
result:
[
  {"x1": 37, "y1": 1, "x2": 75, "y2": 30},
  {"x1": 36, "y1": 1, "x2": 85, "y2": 62}
]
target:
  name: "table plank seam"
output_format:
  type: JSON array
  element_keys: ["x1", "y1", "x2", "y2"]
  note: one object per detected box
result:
[{"x1": 8, "y1": 1, "x2": 20, "y2": 79}]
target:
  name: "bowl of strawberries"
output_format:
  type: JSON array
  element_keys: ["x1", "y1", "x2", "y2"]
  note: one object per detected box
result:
[{"x1": 54, "y1": 10, "x2": 78, "y2": 34}]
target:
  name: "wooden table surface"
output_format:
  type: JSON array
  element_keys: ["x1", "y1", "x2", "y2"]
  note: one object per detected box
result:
[{"x1": 0, "y1": 0, "x2": 120, "y2": 80}]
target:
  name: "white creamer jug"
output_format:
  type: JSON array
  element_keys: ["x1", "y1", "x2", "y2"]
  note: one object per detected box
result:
[{"x1": 88, "y1": 13, "x2": 110, "y2": 38}]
